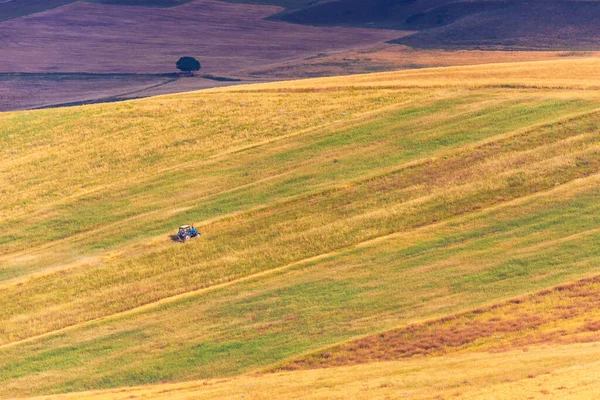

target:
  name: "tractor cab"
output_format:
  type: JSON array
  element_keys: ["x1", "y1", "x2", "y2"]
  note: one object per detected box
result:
[{"x1": 177, "y1": 225, "x2": 200, "y2": 242}]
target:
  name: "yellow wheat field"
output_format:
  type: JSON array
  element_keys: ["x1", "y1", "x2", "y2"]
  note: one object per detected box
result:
[{"x1": 4, "y1": 58, "x2": 600, "y2": 398}]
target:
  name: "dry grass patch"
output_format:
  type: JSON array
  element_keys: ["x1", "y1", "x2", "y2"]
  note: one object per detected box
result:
[
  {"x1": 17, "y1": 343, "x2": 600, "y2": 400},
  {"x1": 232, "y1": 58, "x2": 600, "y2": 91}
]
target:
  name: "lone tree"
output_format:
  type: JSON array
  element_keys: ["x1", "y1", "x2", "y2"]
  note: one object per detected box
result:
[{"x1": 176, "y1": 56, "x2": 201, "y2": 75}]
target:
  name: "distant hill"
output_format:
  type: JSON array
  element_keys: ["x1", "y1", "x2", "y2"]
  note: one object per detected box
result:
[
  {"x1": 0, "y1": 0, "x2": 399, "y2": 111},
  {"x1": 275, "y1": 0, "x2": 600, "y2": 50},
  {"x1": 3, "y1": 0, "x2": 600, "y2": 111},
  {"x1": 6, "y1": 0, "x2": 600, "y2": 50},
  {"x1": 0, "y1": 0, "x2": 195, "y2": 23},
  {"x1": 0, "y1": 0, "x2": 314, "y2": 23}
]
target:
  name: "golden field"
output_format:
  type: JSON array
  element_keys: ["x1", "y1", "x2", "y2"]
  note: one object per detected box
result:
[
  {"x1": 3, "y1": 58, "x2": 600, "y2": 398},
  {"x1": 244, "y1": 44, "x2": 600, "y2": 80},
  {"x1": 21, "y1": 343, "x2": 600, "y2": 399}
]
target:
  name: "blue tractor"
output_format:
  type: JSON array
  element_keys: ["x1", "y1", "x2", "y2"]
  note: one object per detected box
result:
[{"x1": 177, "y1": 225, "x2": 200, "y2": 242}]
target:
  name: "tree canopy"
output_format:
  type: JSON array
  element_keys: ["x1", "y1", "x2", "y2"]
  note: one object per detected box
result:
[{"x1": 176, "y1": 57, "x2": 201, "y2": 74}]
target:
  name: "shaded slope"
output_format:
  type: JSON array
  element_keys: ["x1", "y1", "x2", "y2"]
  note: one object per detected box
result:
[
  {"x1": 0, "y1": 0, "x2": 73, "y2": 22},
  {"x1": 276, "y1": 0, "x2": 508, "y2": 30},
  {"x1": 278, "y1": 0, "x2": 600, "y2": 50},
  {"x1": 396, "y1": 1, "x2": 600, "y2": 50},
  {"x1": 6, "y1": 0, "x2": 600, "y2": 113},
  {"x1": 0, "y1": 1, "x2": 398, "y2": 74},
  {"x1": 0, "y1": 0, "x2": 200, "y2": 23}
]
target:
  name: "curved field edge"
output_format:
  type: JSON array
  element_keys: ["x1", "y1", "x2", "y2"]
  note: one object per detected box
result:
[
  {"x1": 273, "y1": 275, "x2": 600, "y2": 371},
  {"x1": 17, "y1": 343, "x2": 600, "y2": 399},
  {"x1": 21, "y1": 273, "x2": 600, "y2": 399},
  {"x1": 220, "y1": 58, "x2": 600, "y2": 91},
  {"x1": 3, "y1": 59, "x2": 600, "y2": 396}
]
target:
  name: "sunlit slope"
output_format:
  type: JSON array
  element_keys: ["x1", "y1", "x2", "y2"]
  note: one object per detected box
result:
[
  {"x1": 27, "y1": 277, "x2": 600, "y2": 399},
  {"x1": 3, "y1": 59, "x2": 600, "y2": 396},
  {"x1": 228, "y1": 57, "x2": 600, "y2": 91},
  {"x1": 20, "y1": 343, "x2": 600, "y2": 399}
]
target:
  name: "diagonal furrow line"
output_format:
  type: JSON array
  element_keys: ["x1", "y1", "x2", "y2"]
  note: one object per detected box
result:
[
  {"x1": 2, "y1": 171, "x2": 599, "y2": 352},
  {"x1": 0, "y1": 89, "x2": 584, "y2": 229},
  {"x1": 2, "y1": 103, "x2": 599, "y2": 282},
  {"x1": 3, "y1": 98, "x2": 597, "y2": 250},
  {"x1": 0, "y1": 95, "x2": 420, "y2": 224}
]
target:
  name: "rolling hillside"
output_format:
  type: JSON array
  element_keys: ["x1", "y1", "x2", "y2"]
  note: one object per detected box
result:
[
  {"x1": 3, "y1": 58, "x2": 600, "y2": 398},
  {"x1": 277, "y1": 0, "x2": 600, "y2": 50},
  {"x1": 0, "y1": 0, "x2": 402, "y2": 111},
  {"x1": 20, "y1": 343, "x2": 600, "y2": 399},
  {"x1": 6, "y1": 0, "x2": 600, "y2": 112},
  {"x1": 9, "y1": 0, "x2": 600, "y2": 51}
]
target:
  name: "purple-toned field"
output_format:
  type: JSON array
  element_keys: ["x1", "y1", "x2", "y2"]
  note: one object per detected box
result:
[
  {"x1": 0, "y1": 76, "x2": 161, "y2": 110},
  {"x1": 0, "y1": 74, "x2": 252, "y2": 110},
  {"x1": 0, "y1": 0, "x2": 404, "y2": 110},
  {"x1": 0, "y1": 0, "x2": 400, "y2": 75},
  {"x1": 1, "y1": 0, "x2": 588, "y2": 112}
]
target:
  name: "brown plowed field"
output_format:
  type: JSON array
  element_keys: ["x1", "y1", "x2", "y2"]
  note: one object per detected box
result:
[{"x1": 0, "y1": 0, "x2": 401, "y2": 74}]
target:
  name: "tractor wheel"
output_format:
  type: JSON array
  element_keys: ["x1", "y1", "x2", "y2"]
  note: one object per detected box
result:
[{"x1": 184, "y1": 235, "x2": 191, "y2": 242}]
